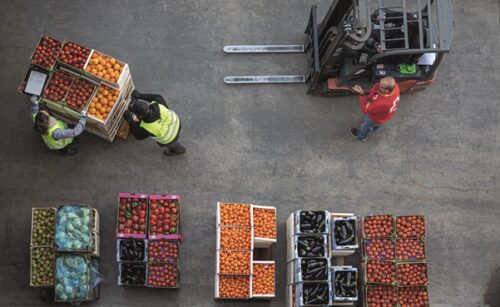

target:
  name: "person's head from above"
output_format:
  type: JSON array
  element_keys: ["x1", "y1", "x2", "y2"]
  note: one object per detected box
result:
[
  {"x1": 34, "y1": 111, "x2": 51, "y2": 134},
  {"x1": 379, "y1": 76, "x2": 396, "y2": 95},
  {"x1": 129, "y1": 98, "x2": 151, "y2": 119}
]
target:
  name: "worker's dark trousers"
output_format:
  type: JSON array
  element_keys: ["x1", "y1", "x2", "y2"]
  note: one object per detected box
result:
[{"x1": 357, "y1": 116, "x2": 381, "y2": 140}]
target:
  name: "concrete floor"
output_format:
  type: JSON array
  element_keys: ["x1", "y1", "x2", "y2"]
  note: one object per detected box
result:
[{"x1": 0, "y1": 0, "x2": 499, "y2": 306}]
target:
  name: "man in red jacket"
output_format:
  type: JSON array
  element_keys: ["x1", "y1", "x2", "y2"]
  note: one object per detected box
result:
[{"x1": 350, "y1": 76, "x2": 400, "y2": 141}]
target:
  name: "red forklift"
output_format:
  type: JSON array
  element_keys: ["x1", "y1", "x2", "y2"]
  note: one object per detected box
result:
[{"x1": 224, "y1": 0, "x2": 453, "y2": 97}]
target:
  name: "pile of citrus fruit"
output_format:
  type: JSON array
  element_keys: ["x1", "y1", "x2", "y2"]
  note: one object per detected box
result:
[
  {"x1": 85, "y1": 52, "x2": 123, "y2": 83},
  {"x1": 88, "y1": 85, "x2": 119, "y2": 121}
]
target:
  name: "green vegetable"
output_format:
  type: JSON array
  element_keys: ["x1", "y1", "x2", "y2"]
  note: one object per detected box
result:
[
  {"x1": 32, "y1": 209, "x2": 55, "y2": 246},
  {"x1": 124, "y1": 211, "x2": 131, "y2": 219},
  {"x1": 31, "y1": 247, "x2": 55, "y2": 286}
]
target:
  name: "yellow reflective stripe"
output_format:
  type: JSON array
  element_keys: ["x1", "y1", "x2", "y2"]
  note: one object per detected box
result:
[
  {"x1": 157, "y1": 111, "x2": 179, "y2": 144},
  {"x1": 41, "y1": 120, "x2": 72, "y2": 150}
]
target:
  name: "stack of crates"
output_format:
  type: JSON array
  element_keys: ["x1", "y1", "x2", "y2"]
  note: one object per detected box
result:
[
  {"x1": 115, "y1": 193, "x2": 182, "y2": 289},
  {"x1": 29, "y1": 205, "x2": 101, "y2": 303},
  {"x1": 214, "y1": 202, "x2": 277, "y2": 300},
  {"x1": 361, "y1": 215, "x2": 429, "y2": 307},
  {"x1": 286, "y1": 210, "x2": 332, "y2": 307}
]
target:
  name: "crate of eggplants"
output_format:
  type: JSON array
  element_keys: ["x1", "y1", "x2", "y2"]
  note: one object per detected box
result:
[
  {"x1": 117, "y1": 239, "x2": 147, "y2": 262},
  {"x1": 332, "y1": 267, "x2": 358, "y2": 301},
  {"x1": 118, "y1": 263, "x2": 146, "y2": 286},
  {"x1": 296, "y1": 258, "x2": 330, "y2": 282},
  {"x1": 296, "y1": 211, "x2": 329, "y2": 234},
  {"x1": 297, "y1": 282, "x2": 331, "y2": 306},
  {"x1": 296, "y1": 235, "x2": 328, "y2": 258},
  {"x1": 332, "y1": 217, "x2": 358, "y2": 249}
]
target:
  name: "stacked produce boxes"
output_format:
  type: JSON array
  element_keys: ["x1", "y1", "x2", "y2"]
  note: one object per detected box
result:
[
  {"x1": 116, "y1": 193, "x2": 181, "y2": 288},
  {"x1": 29, "y1": 205, "x2": 102, "y2": 303},
  {"x1": 286, "y1": 211, "x2": 360, "y2": 307},
  {"x1": 214, "y1": 202, "x2": 277, "y2": 300},
  {"x1": 361, "y1": 215, "x2": 429, "y2": 307},
  {"x1": 18, "y1": 34, "x2": 134, "y2": 142}
]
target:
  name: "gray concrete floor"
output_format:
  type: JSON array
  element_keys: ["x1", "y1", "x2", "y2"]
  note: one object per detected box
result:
[{"x1": 0, "y1": 0, "x2": 499, "y2": 306}]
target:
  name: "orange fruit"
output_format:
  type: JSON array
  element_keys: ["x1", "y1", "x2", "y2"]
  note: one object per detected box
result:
[
  {"x1": 110, "y1": 58, "x2": 116, "y2": 65},
  {"x1": 113, "y1": 64, "x2": 121, "y2": 70},
  {"x1": 104, "y1": 74, "x2": 110, "y2": 80},
  {"x1": 91, "y1": 69, "x2": 98, "y2": 75},
  {"x1": 95, "y1": 103, "x2": 102, "y2": 109},
  {"x1": 96, "y1": 64, "x2": 103, "y2": 71},
  {"x1": 105, "y1": 63, "x2": 112, "y2": 69},
  {"x1": 100, "y1": 98, "x2": 108, "y2": 105},
  {"x1": 106, "y1": 94, "x2": 113, "y2": 101},
  {"x1": 89, "y1": 108, "x2": 96, "y2": 115},
  {"x1": 97, "y1": 72, "x2": 104, "y2": 78}
]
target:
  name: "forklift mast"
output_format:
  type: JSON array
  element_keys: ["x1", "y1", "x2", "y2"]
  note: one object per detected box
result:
[{"x1": 224, "y1": 0, "x2": 453, "y2": 97}]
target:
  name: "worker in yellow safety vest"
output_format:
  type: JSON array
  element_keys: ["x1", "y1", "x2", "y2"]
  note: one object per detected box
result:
[
  {"x1": 30, "y1": 96, "x2": 87, "y2": 155},
  {"x1": 123, "y1": 90, "x2": 185, "y2": 156}
]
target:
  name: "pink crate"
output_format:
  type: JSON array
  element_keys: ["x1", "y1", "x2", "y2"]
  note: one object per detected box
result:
[
  {"x1": 148, "y1": 195, "x2": 182, "y2": 241},
  {"x1": 116, "y1": 193, "x2": 148, "y2": 239}
]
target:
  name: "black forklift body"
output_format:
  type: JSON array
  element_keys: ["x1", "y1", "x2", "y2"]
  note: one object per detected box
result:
[{"x1": 224, "y1": 0, "x2": 453, "y2": 96}]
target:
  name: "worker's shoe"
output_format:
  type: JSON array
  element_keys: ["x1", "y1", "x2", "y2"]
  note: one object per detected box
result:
[
  {"x1": 350, "y1": 128, "x2": 367, "y2": 142},
  {"x1": 163, "y1": 148, "x2": 186, "y2": 156}
]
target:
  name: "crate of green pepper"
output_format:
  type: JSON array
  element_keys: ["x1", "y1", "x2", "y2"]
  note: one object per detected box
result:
[
  {"x1": 117, "y1": 193, "x2": 148, "y2": 239},
  {"x1": 55, "y1": 204, "x2": 93, "y2": 252},
  {"x1": 30, "y1": 247, "x2": 55, "y2": 287},
  {"x1": 31, "y1": 207, "x2": 56, "y2": 246}
]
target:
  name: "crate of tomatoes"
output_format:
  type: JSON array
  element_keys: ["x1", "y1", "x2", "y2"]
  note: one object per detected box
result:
[
  {"x1": 147, "y1": 263, "x2": 179, "y2": 288},
  {"x1": 148, "y1": 195, "x2": 181, "y2": 240},
  {"x1": 116, "y1": 193, "x2": 148, "y2": 239}
]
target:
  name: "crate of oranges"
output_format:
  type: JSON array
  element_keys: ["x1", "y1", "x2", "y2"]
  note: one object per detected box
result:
[
  {"x1": 217, "y1": 250, "x2": 252, "y2": 275},
  {"x1": 215, "y1": 275, "x2": 251, "y2": 299},
  {"x1": 217, "y1": 226, "x2": 253, "y2": 251},
  {"x1": 252, "y1": 261, "x2": 275, "y2": 298},
  {"x1": 87, "y1": 84, "x2": 120, "y2": 122},
  {"x1": 252, "y1": 205, "x2": 277, "y2": 248},
  {"x1": 217, "y1": 202, "x2": 252, "y2": 227},
  {"x1": 84, "y1": 50, "x2": 129, "y2": 90}
]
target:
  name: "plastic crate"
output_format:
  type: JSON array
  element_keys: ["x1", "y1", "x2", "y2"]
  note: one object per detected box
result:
[
  {"x1": 331, "y1": 216, "x2": 359, "y2": 250},
  {"x1": 118, "y1": 262, "x2": 147, "y2": 286},
  {"x1": 293, "y1": 258, "x2": 331, "y2": 283},
  {"x1": 295, "y1": 281, "x2": 332, "y2": 306},
  {"x1": 116, "y1": 239, "x2": 148, "y2": 262},
  {"x1": 294, "y1": 210, "x2": 330, "y2": 235},
  {"x1": 116, "y1": 193, "x2": 148, "y2": 239},
  {"x1": 331, "y1": 266, "x2": 358, "y2": 302},
  {"x1": 148, "y1": 194, "x2": 181, "y2": 240}
]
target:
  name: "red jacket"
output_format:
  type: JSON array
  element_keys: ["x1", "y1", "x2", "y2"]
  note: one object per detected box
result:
[{"x1": 359, "y1": 83, "x2": 400, "y2": 124}]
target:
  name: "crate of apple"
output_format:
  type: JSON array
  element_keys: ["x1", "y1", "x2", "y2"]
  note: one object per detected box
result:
[
  {"x1": 65, "y1": 78, "x2": 95, "y2": 111},
  {"x1": 148, "y1": 240, "x2": 179, "y2": 263},
  {"x1": 147, "y1": 263, "x2": 178, "y2": 288},
  {"x1": 117, "y1": 194, "x2": 148, "y2": 238},
  {"x1": 58, "y1": 41, "x2": 90, "y2": 69},
  {"x1": 43, "y1": 70, "x2": 74, "y2": 102},
  {"x1": 149, "y1": 195, "x2": 181, "y2": 240},
  {"x1": 31, "y1": 35, "x2": 62, "y2": 70}
]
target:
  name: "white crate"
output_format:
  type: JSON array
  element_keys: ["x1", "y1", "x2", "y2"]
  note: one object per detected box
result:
[
  {"x1": 91, "y1": 232, "x2": 100, "y2": 257},
  {"x1": 286, "y1": 284, "x2": 296, "y2": 307},
  {"x1": 251, "y1": 261, "x2": 275, "y2": 299},
  {"x1": 216, "y1": 225, "x2": 254, "y2": 251},
  {"x1": 294, "y1": 210, "x2": 331, "y2": 235},
  {"x1": 92, "y1": 208, "x2": 100, "y2": 234},
  {"x1": 83, "y1": 49, "x2": 130, "y2": 91},
  {"x1": 252, "y1": 205, "x2": 277, "y2": 248},
  {"x1": 214, "y1": 274, "x2": 252, "y2": 300},
  {"x1": 331, "y1": 266, "x2": 358, "y2": 303}
]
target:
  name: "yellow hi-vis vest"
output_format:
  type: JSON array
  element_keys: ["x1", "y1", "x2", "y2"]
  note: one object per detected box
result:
[
  {"x1": 35, "y1": 117, "x2": 73, "y2": 150},
  {"x1": 139, "y1": 102, "x2": 180, "y2": 145}
]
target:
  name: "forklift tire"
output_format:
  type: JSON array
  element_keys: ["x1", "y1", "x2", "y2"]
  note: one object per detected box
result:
[{"x1": 319, "y1": 89, "x2": 352, "y2": 98}]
